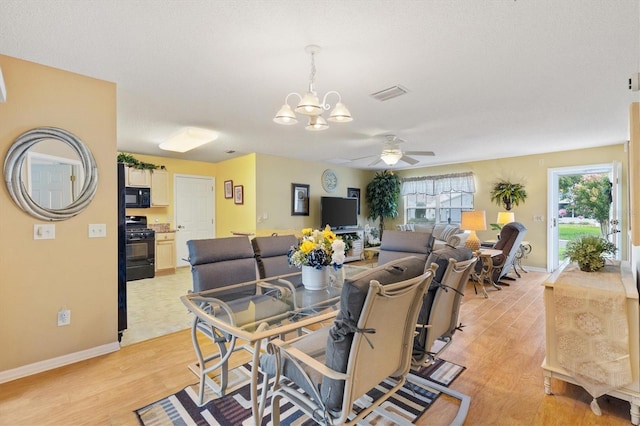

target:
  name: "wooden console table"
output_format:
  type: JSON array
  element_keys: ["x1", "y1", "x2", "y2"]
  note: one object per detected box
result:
[{"x1": 541, "y1": 260, "x2": 640, "y2": 424}]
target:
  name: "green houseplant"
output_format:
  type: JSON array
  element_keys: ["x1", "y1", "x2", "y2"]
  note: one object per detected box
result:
[
  {"x1": 564, "y1": 235, "x2": 616, "y2": 272},
  {"x1": 490, "y1": 180, "x2": 527, "y2": 211},
  {"x1": 365, "y1": 170, "x2": 401, "y2": 240},
  {"x1": 117, "y1": 152, "x2": 164, "y2": 170}
]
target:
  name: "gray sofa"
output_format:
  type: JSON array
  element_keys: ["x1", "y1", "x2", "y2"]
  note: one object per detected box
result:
[{"x1": 405, "y1": 223, "x2": 470, "y2": 250}]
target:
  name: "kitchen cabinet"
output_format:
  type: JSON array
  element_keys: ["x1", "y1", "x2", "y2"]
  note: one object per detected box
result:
[
  {"x1": 125, "y1": 167, "x2": 151, "y2": 187},
  {"x1": 155, "y1": 232, "x2": 176, "y2": 273},
  {"x1": 151, "y1": 169, "x2": 169, "y2": 206}
]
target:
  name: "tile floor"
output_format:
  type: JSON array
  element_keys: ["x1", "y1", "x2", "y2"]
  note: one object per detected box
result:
[{"x1": 120, "y1": 267, "x2": 194, "y2": 346}]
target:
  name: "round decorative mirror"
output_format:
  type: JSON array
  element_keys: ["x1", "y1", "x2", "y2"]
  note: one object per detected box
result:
[{"x1": 3, "y1": 127, "x2": 98, "y2": 221}]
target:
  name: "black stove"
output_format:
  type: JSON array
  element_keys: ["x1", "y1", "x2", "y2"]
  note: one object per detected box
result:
[{"x1": 125, "y1": 216, "x2": 155, "y2": 281}]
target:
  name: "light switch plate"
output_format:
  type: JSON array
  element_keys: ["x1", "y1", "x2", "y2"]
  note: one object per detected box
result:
[
  {"x1": 88, "y1": 223, "x2": 107, "y2": 238},
  {"x1": 34, "y1": 224, "x2": 55, "y2": 240}
]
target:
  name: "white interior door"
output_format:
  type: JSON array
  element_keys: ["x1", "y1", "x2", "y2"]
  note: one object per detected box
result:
[{"x1": 174, "y1": 175, "x2": 215, "y2": 267}]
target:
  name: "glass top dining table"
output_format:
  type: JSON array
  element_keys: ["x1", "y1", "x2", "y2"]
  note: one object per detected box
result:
[{"x1": 179, "y1": 264, "x2": 368, "y2": 424}]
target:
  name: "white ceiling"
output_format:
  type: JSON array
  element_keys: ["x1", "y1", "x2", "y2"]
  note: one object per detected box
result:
[{"x1": 1, "y1": 0, "x2": 639, "y2": 170}]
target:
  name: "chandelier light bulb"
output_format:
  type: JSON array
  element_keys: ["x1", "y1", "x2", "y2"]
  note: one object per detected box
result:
[
  {"x1": 273, "y1": 104, "x2": 298, "y2": 125},
  {"x1": 306, "y1": 115, "x2": 329, "y2": 131}
]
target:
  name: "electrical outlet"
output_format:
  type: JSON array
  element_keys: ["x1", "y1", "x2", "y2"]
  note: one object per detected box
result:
[
  {"x1": 88, "y1": 223, "x2": 107, "y2": 238},
  {"x1": 57, "y1": 309, "x2": 71, "y2": 326}
]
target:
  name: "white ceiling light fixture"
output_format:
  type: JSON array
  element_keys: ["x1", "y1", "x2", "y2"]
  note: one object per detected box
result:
[
  {"x1": 380, "y1": 149, "x2": 403, "y2": 165},
  {"x1": 159, "y1": 127, "x2": 218, "y2": 153},
  {"x1": 274, "y1": 45, "x2": 352, "y2": 131}
]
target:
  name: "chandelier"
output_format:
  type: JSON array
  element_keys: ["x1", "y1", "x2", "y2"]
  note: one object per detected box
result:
[{"x1": 273, "y1": 45, "x2": 352, "y2": 131}]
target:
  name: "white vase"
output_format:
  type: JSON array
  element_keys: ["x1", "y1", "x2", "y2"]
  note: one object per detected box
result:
[{"x1": 301, "y1": 265, "x2": 329, "y2": 290}]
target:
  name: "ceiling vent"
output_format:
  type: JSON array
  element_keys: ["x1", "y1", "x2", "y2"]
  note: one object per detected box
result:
[{"x1": 370, "y1": 85, "x2": 409, "y2": 102}]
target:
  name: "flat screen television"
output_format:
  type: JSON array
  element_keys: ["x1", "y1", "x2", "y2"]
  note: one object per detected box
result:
[{"x1": 320, "y1": 196, "x2": 358, "y2": 230}]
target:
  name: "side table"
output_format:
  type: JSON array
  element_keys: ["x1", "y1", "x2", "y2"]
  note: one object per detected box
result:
[
  {"x1": 513, "y1": 241, "x2": 531, "y2": 276},
  {"x1": 472, "y1": 248, "x2": 503, "y2": 298}
]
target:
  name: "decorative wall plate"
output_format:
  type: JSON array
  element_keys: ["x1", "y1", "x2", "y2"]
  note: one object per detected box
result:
[{"x1": 321, "y1": 169, "x2": 338, "y2": 193}]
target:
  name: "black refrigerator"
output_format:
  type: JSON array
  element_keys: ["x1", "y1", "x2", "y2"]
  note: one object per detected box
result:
[{"x1": 117, "y1": 163, "x2": 127, "y2": 341}]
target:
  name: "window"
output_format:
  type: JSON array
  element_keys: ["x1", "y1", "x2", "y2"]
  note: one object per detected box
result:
[
  {"x1": 402, "y1": 172, "x2": 475, "y2": 225},
  {"x1": 405, "y1": 191, "x2": 474, "y2": 225}
]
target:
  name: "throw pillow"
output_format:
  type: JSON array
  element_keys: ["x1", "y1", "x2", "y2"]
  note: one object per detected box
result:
[
  {"x1": 440, "y1": 225, "x2": 460, "y2": 242},
  {"x1": 432, "y1": 223, "x2": 447, "y2": 240}
]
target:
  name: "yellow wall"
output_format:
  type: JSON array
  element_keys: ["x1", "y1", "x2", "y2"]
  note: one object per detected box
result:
[
  {"x1": 213, "y1": 153, "x2": 257, "y2": 237},
  {"x1": 395, "y1": 144, "x2": 628, "y2": 270},
  {"x1": 0, "y1": 55, "x2": 118, "y2": 371},
  {"x1": 255, "y1": 154, "x2": 373, "y2": 237},
  {"x1": 120, "y1": 153, "x2": 218, "y2": 226}
]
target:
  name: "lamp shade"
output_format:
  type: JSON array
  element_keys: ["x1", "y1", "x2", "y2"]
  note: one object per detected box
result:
[
  {"x1": 305, "y1": 115, "x2": 329, "y2": 131},
  {"x1": 460, "y1": 210, "x2": 487, "y2": 231},
  {"x1": 273, "y1": 104, "x2": 298, "y2": 125},
  {"x1": 295, "y1": 92, "x2": 322, "y2": 115},
  {"x1": 496, "y1": 211, "x2": 515, "y2": 225},
  {"x1": 328, "y1": 102, "x2": 353, "y2": 122}
]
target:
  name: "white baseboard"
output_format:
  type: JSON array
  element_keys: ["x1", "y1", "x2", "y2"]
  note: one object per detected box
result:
[{"x1": 0, "y1": 341, "x2": 120, "y2": 384}]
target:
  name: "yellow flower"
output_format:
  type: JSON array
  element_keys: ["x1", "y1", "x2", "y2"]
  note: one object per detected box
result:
[
  {"x1": 301, "y1": 228, "x2": 313, "y2": 236},
  {"x1": 300, "y1": 240, "x2": 315, "y2": 253}
]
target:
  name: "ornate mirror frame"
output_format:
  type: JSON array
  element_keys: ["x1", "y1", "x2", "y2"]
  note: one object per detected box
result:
[{"x1": 3, "y1": 127, "x2": 98, "y2": 221}]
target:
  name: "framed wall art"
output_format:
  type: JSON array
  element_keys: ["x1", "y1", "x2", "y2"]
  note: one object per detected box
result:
[
  {"x1": 234, "y1": 185, "x2": 244, "y2": 205},
  {"x1": 291, "y1": 183, "x2": 309, "y2": 216},
  {"x1": 224, "y1": 180, "x2": 233, "y2": 199},
  {"x1": 347, "y1": 187, "x2": 361, "y2": 215}
]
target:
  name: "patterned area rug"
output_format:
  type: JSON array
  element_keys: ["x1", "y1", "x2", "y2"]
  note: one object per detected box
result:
[{"x1": 135, "y1": 359, "x2": 465, "y2": 425}]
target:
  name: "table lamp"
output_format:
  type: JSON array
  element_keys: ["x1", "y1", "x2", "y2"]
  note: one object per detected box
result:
[{"x1": 461, "y1": 210, "x2": 486, "y2": 251}]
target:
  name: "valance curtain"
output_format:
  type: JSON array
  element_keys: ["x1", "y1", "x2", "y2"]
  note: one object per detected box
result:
[{"x1": 401, "y1": 172, "x2": 475, "y2": 195}]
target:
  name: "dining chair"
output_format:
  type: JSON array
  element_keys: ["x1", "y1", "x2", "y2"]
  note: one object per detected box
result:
[
  {"x1": 186, "y1": 236, "x2": 290, "y2": 403},
  {"x1": 261, "y1": 256, "x2": 436, "y2": 425}
]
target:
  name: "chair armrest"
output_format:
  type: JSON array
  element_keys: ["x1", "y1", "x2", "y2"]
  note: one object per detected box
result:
[{"x1": 267, "y1": 338, "x2": 348, "y2": 381}]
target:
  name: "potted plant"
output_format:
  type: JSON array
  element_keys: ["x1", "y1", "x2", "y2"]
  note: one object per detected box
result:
[
  {"x1": 365, "y1": 170, "x2": 401, "y2": 240},
  {"x1": 564, "y1": 235, "x2": 616, "y2": 272},
  {"x1": 341, "y1": 233, "x2": 360, "y2": 256},
  {"x1": 490, "y1": 180, "x2": 527, "y2": 211}
]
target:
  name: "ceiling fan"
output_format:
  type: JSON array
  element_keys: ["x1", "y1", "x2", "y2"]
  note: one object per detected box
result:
[{"x1": 362, "y1": 135, "x2": 435, "y2": 167}]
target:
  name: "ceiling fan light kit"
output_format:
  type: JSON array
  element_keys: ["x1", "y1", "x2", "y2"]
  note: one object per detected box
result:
[{"x1": 273, "y1": 45, "x2": 352, "y2": 131}]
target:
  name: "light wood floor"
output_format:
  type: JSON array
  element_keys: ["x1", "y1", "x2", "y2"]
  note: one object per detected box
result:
[{"x1": 0, "y1": 269, "x2": 632, "y2": 425}]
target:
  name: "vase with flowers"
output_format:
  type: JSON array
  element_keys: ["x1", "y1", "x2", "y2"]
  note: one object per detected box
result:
[
  {"x1": 564, "y1": 235, "x2": 617, "y2": 272},
  {"x1": 288, "y1": 226, "x2": 346, "y2": 290}
]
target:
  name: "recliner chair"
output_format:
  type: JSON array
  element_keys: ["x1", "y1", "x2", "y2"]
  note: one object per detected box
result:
[{"x1": 478, "y1": 221, "x2": 527, "y2": 284}]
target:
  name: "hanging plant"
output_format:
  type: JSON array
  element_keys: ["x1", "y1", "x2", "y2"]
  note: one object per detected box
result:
[
  {"x1": 117, "y1": 152, "x2": 165, "y2": 170},
  {"x1": 490, "y1": 180, "x2": 527, "y2": 211}
]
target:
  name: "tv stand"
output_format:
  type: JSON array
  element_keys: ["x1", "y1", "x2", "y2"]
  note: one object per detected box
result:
[{"x1": 334, "y1": 228, "x2": 364, "y2": 262}]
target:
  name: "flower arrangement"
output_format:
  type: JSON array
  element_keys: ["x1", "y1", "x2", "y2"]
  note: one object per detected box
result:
[
  {"x1": 565, "y1": 235, "x2": 616, "y2": 272},
  {"x1": 288, "y1": 226, "x2": 346, "y2": 269}
]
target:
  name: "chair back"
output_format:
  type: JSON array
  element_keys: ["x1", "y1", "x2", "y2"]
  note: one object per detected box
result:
[
  {"x1": 332, "y1": 266, "x2": 435, "y2": 423},
  {"x1": 494, "y1": 221, "x2": 527, "y2": 281},
  {"x1": 413, "y1": 256, "x2": 478, "y2": 365},
  {"x1": 377, "y1": 230, "x2": 434, "y2": 266},
  {"x1": 186, "y1": 236, "x2": 258, "y2": 298},
  {"x1": 251, "y1": 234, "x2": 298, "y2": 279}
]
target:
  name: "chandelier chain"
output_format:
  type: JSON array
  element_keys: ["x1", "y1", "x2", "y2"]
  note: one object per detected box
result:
[{"x1": 309, "y1": 51, "x2": 316, "y2": 89}]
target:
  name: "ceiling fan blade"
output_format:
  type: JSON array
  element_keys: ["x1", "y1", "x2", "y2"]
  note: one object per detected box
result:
[
  {"x1": 400, "y1": 155, "x2": 420, "y2": 165},
  {"x1": 368, "y1": 158, "x2": 383, "y2": 166},
  {"x1": 349, "y1": 154, "x2": 377, "y2": 162},
  {"x1": 404, "y1": 150, "x2": 435, "y2": 156}
]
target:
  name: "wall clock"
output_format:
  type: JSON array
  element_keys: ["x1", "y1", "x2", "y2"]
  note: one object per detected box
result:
[{"x1": 321, "y1": 169, "x2": 338, "y2": 193}]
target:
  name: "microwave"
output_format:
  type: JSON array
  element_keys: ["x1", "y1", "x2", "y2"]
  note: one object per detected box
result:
[{"x1": 125, "y1": 187, "x2": 151, "y2": 208}]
